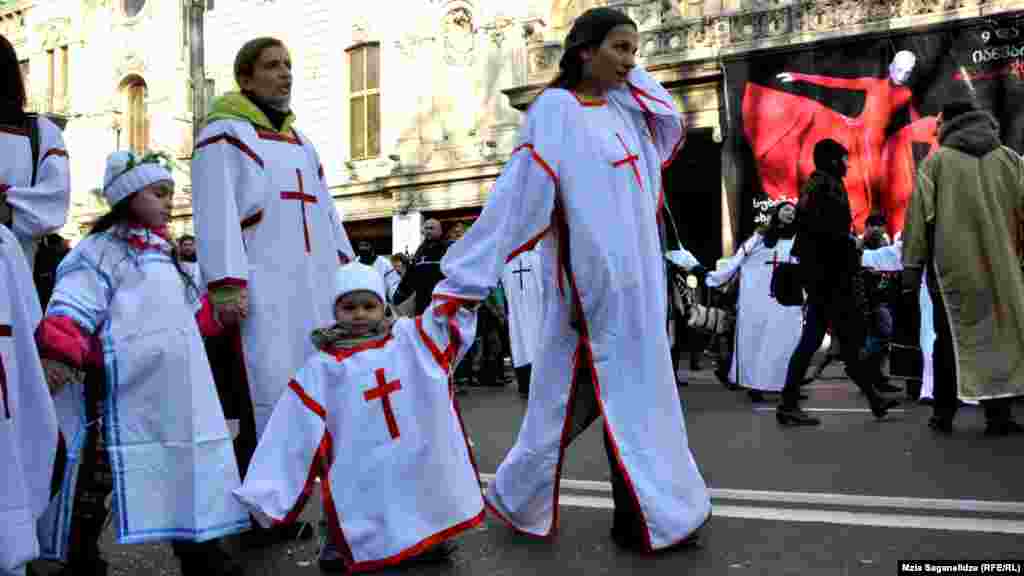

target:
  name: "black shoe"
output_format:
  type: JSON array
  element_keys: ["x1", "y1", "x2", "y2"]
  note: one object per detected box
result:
[
  {"x1": 747, "y1": 390, "x2": 766, "y2": 403},
  {"x1": 875, "y1": 381, "x2": 902, "y2": 394},
  {"x1": 610, "y1": 527, "x2": 642, "y2": 551},
  {"x1": 870, "y1": 398, "x2": 900, "y2": 419},
  {"x1": 715, "y1": 367, "x2": 738, "y2": 390},
  {"x1": 918, "y1": 397, "x2": 934, "y2": 406},
  {"x1": 176, "y1": 541, "x2": 244, "y2": 576},
  {"x1": 776, "y1": 406, "x2": 821, "y2": 426},
  {"x1": 53, "y1": 557, "x2": 109, "y2": 576},
  {"x1": 984, "y1": 420, "x2": 1024, "y2": 437},
  {"x1": 928, "y1": 416, "x2": 954, "y2": 436},
  {"x1": 408, "y1": 540, "x2": 458, "y2": 564}
]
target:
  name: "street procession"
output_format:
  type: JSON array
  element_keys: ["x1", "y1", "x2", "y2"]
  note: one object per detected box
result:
[{"x1": 3, "y1": 1, "x2": 1024, "y2": 574}]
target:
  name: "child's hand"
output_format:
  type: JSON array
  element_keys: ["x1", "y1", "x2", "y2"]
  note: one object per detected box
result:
[
  {"x1": 215, "y1": 288, "x2": 249, "y2": 326},
  {"x1": 42, "y1": 358, "x2": 82, "y2": 396}
]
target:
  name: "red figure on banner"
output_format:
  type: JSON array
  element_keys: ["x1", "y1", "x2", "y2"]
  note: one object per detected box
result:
[{"x1": 742, "y1": 51, "x2": 936, "y2": 234}]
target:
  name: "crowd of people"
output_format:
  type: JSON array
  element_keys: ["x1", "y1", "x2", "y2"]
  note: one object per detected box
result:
[{"x1": 3, "y1": 5, "x2": 1024, "y2": 576}]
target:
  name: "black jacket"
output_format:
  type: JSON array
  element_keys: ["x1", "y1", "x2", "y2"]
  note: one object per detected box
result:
[
  {"x1": 393, "y1": 239, "x2": 451, "y2": 314},
  {"x1": 792, "y1": 170, "x2": 859, "y2": 301}
]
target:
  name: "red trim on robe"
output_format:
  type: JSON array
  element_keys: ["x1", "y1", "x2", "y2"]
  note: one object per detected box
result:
[
  {"x1": 35, "y1": 315, "x2": 91, "y2": 369},
  {"x1": 346, "y1": 511, "x2": 485, "y2": 574},
  {"x1": 0, "y1": 324, "x2": 9, "y2": 418},
  {"x1": 570, "y1": 91, "x2": 608, "y2": 107},
  {"x1": 323, "y1": 336, "x2": 394, "y2": 364},
  {"x1": 0, "y1": 125, "x2": 28, "y2": 137},
  {"x1": 505, "y1": 226, "x2": 550, "y2": 263},
  {"x1": 270, "y1": 433, "x2": 331, "y2": 526},
  {"x1": 627, "y1": 81, "x2": 675, "y2": 113},
  {"x1": 289, "y1": 379, "x2": 326, "y2": 419},
  {"x1": 207, "y1": 277, "x2": 248, "y2": 291},
  {"x1": 195, "y1": 133, "x2": 265, "y2": 169},
  {"x1": 41, "y1": 148, "x2": 69, "y2": 163},
  {"x1": 255, "y1": 127, "x2": 302, "y2": 145},
  {"x1": 416, "y1": 317, "x2": 450, "y2": 372},
  {"x1": 511, "y1": 144, "x2": 558, "y2": 185}
]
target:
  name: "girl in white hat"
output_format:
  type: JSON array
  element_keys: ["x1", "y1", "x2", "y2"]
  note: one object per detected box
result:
[
  {"x1": 234, "y1": 262, "x2": 483, "y2": 574},
  {"x1": 33, "y1": 151, "x2": 248, "y2": 576}
]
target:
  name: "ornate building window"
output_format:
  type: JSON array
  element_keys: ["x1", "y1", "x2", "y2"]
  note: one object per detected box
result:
[
  {"x1": 123, "y1": 0, "x2": 146, "y2": 18},
  {"x1": 121, "y1": 76, "x2": 149, "y2": 153},
  {"x1": 347, "y1": 42, "x2": 380, "y2": 160}
]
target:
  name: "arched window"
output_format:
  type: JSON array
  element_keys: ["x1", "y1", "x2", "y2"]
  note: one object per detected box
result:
[
  {"x1": 120, "y1": 76, "x2": 149, "y2": 153},
  {"x1": 123, "y1": 0, "x2": 146, "y2": 18}
]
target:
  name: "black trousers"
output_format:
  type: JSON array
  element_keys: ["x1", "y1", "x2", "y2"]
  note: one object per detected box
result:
[
  {"x1": 562, "y1": 348, "x2": 645, "y2": 544},
  {"x1": 781, "y1": 296, "x2": 881, "y2": 408},
  {"x1": 930, "y1": 286, "x2": 1017, "y2": 424},
  {"x1": 515, "y1": 364, "x2": 531, "y2": 395}
]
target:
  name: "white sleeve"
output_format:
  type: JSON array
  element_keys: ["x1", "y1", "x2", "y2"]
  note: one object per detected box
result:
[
  {"x1": 46, "y1": 247, "x2": 111, "y2": 335},
  {"x1": 414, "y1": 300, "x2": 479, "y2": 372},
  {"x1": 614, "y1": 67, "x2": 685, "y2": 167},
  {"x1": 434, "y1": 91, "x2": 574, "y2": 302},
  {"x1": 191, "y1": 121, "x2": 262, "y2": 291},
  {"x1": 5, "y1": 118, "x2": 70, "y2": 243},
  {"x1": 378, "y1": 258, "x2": 401, "y2": 301},
  {"x1": 304, "y1": 138, "x2": 354, "y2": 264},
  {"x1": 861, "y1": 242, "x2": 904, "y2": 272},
  {"x1": 706, "y1": 234, "x2": 760, "y2": 288},
  {"x1": 233, "y1": 362, "x2": 329, "y2": 528}
]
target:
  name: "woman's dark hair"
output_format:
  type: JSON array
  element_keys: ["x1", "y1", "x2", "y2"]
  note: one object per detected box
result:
[
  {"x1": 234, "y1": 37, "x2": 285, "y2": 85},
  {"x1": 763, "y1": 201, "x2": 796, "y2": 248},
  {"x1": 88, "y1": 193, "x2": 199, "y2": 300},
  {"x1": 546, "y1": 8, "x2": 636, "y2": 92},
  {"x1": 0, "y1": 34, "x2": 27, "y2": 114}
]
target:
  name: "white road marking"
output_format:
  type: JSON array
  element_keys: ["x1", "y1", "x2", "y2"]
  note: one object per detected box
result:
[
  {"x1": 752, "y1": 407, "x2": 908, "y2": 413},
  {"x1": 553, "y1": 496, "x2": 1024, "y2": 534},
  {"x1": 479, "y1": 474, "x2": 1024, "y2": 515}
]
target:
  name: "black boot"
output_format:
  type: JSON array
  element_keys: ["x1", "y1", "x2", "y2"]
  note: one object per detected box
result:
[
  {"x1": 776, "y1": 405, "x2": 821, "y2": 426},
  {"x1": 747, "y1": 390, "x2": 766, "y2": 403},
  {"x1": 869, "y1": 397, "x2": 900, "y2": 419},
  {"x1": 172, "y1": 539, "x2": 244, "y2": 576}
]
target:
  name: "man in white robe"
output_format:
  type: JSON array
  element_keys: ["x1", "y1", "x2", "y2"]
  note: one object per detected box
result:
[
  {"x1": 706, "y1": 229, "x2": 802, "y2": 399},
  {"x1": 0, "y1": 224, "x2": 58, "y2": 576},
  {"x1": 191, "y1": 37, "x2": 355, "y2": 464},
  {"x1": 432, "y1": 9, "x2": 710, "y2": 552},
  {"x1": 501, "y1": 245, "x2": 544, "y2": 397}
]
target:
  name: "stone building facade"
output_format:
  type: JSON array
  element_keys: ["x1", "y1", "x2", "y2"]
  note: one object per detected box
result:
[{"x1": 6, "y1": 0, "x2": 1022, "y2": 256}]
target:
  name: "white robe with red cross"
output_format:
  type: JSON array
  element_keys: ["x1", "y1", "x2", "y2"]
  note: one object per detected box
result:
[
  {"x1": 0, "y1": 224, "x2": 58, "y2": 575},
  {"x1": 234, "y1": 300, "x2": 483, "y2": 573},
  {"x1": 191, "y1": 122, "x2": 355, "y2": 437},
  {"x1": 706, "y1": 233, "x2": 803, "y2": 392},
  {"x1": 1, "y1": 117, "x2": 70, "y2": 268},
  {"x1": 432, "y1": 67, "x2": 711, "y2": 551}
]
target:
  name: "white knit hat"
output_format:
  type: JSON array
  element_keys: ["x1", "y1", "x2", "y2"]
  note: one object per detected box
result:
[
  {"x1": 334, "y1": 262, "x2": 386, "y2": 305},
  {"x1": 102, "y1": 151, "x2": 173, "y2": 207}
]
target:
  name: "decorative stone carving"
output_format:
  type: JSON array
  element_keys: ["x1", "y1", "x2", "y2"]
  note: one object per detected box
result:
[
  {"x1": 443, "y1": 5, "x2": 477, "y2": 66},
  {"x1": 481, "y1": 16, "x2": 515, "y2": 47}
]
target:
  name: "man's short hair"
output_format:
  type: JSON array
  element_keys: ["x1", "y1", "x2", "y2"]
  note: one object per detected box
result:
[
  {"x1": 179, "y1": 234, "x2": 195, "y2": 242},
  {"x1": 234, "y1": 37, "x2": 285, "y2": 86}
]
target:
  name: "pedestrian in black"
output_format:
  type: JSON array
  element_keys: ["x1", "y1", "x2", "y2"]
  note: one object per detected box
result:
[{"x1": 777, "y1": 138, "x2": 900, "y2": 426}]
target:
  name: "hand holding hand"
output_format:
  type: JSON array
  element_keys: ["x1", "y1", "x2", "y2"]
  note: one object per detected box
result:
[{"x1": 215, "y1": 288, "x2": 249, "y2": 327}]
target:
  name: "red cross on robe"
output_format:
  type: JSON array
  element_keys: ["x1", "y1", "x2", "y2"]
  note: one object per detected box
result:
[
  {"x1": 364, "y1": 368, "x2": 402, "y2": 439},
  {"x1": 280, "y1": 168, "x2": 318, "y2": 254},
  {"x1": 0, "y1": 324, "x2": 11, "y2": 419},
  {"x1": 612, "y1": 133, "x2": 645, "y2": 194}
]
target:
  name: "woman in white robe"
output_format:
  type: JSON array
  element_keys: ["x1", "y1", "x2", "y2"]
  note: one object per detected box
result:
[
  {"x1": 432, "y1": 8, "x2": 710, "y2": 552},
  {"x1": 0, "y1": 224, "x2": 59, "y2": 576},
  {"x1": 706, "y1": 202, "x2": 802, "y2": 400}
]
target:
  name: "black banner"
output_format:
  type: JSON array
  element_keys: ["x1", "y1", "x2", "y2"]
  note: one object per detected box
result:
[{"x1": 723, "y1": 11, "x2": 1024, "y2": 239}]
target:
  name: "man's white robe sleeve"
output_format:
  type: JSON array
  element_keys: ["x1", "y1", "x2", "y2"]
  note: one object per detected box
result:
[
  {"x1": 5, "y1": 118, "x2": 70, "y2": 243},
  {"x1": 192, "y1": 122, "x2": 263, "y2": 288},
  {"x1": 706, "y1": 234, "x2": 761, "y2": 288},
  {"x1": 861, "y1": 242, "x2": 904, "y2": 272},
  {"x1": 233, "y1": 362, "x2": 328, "y2": 528},
  {"x1": 434, "y1": 92, "x2": 573, "y2": 301}
]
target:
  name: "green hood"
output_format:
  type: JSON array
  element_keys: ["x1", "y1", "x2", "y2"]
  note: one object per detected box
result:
[{"x1": 205, "y1": 92, "x2": 295, "y2": 133}]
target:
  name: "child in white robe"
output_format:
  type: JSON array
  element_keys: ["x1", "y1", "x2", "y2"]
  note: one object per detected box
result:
[
  {"x1": 34, "y1": 151, "x2": 247, "y2": 576},
  {"x1": 234, "y1": 262, "x2": 484, "y2": 574},
  {"x1": 0, "y1": 223, "x2": 59, "y2": 576}
]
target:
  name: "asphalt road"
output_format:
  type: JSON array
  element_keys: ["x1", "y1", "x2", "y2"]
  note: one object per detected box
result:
[{"x1": 30, "y1": 364, "x2": 1024, "y2": 575}]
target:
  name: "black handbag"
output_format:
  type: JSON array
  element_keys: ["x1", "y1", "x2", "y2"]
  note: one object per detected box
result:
[{"x1": 770, "y1": 261, "x2": 804, "y2": 307}]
